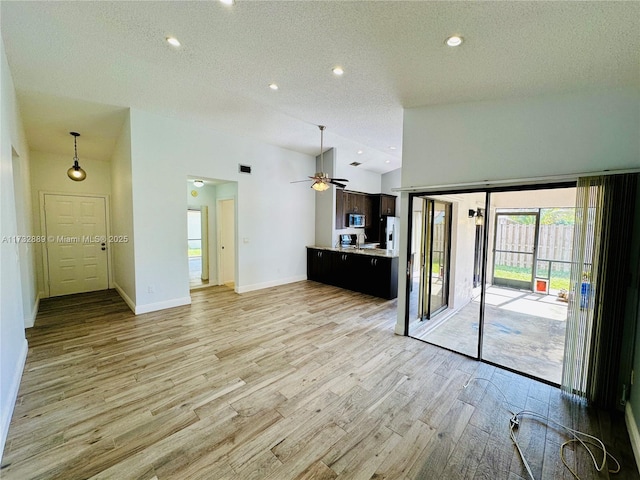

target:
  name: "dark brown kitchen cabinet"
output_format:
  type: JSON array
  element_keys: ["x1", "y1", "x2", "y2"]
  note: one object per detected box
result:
[
  {"x1": 380, "y1": 194, "x2": 396, "y2": 216},
  {"x1": 352, "y1": 254, "x2": 398, "y2": 299},
  {"x1": 335, "y1": 190, "x2": 345, "y2": 229},
  {"x1": 362, "y1": 193, "x2": 397, "y2": 245},
  {"x1": 307, "y1": 248, "x2": 398, "y2": 300},
  {"x1": 307, "y1": 248, "x2": 332, "y2": 283},
  {"x1": 345, "y1": 192, "x2": 365, "y2": 214},
  {"x1": 363, "y1": 195, "x2": 373, "y2": 228},
  {"x1": 336, "y1": 191, "x2": 396, "y2": 236},
  {"x1": 331, "y1": 251, "x2": 356, "y2": 289}
]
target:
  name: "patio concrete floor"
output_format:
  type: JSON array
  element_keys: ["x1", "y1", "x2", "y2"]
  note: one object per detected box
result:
[{"x1": 410, "y1": 286, "x2": 568, "y2": 384}]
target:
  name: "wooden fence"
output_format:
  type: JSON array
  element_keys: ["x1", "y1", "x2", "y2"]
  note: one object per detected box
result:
[{"x1": 495, "y1": 224, "x2": 574, "y2": 272}]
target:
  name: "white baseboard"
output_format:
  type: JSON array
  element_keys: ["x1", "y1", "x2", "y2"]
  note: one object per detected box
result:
[
  {"x1": 625, "y1": 402, "x2": 640, "y2": 475},
  {"x1": 134, "y1": 296, "x2": 191, "y2": 315},
  {"x1": 24, "y1": 293, "x2": 40, "y2": 329},
  {"x1": 113, "y1": 284, "x2": 191, "y2": 315},
  {"x1": 235, "y1": 275, "x2": 307, "y2": 294},
  {"x1": 0, "y1": 338, "x2": 28, "y2": 458},
  {"x1": 113, "y1": 282, "x2": 136, "y2": 313}
]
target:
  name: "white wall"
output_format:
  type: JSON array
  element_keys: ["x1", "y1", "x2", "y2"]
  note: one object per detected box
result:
[
  {"x1": 382, "y1": 168, "x2": 401, "y2": 218},
  {"x1": 30, "y1": 150, "x2": 112, "y2": 296},
  {"x1": 0, "y1": 35, "x2": 31, "y2": 457},
  {"x1": 402, "y1": 88, "x2": 640, "y2": 188},
  {"x1": 314, "y1": 149, "x2": 335, "y2": 248},
  {"x1": 336, "y1": 160, "x2": 381, "y2": 194},
  {"x1": 129, "y1": 109, "x2": 315, "y2": 311},
  {"x1": 110, "y1": 114, "x2": 135, "y2": 309},
  {"x1": 12, "y1": 149, "x2": 37, "y2": 328},
  {"x1": 438, "y1": 194, "x2": 484, "y2": 311},
  {"x1": 396, "y1": 87, "x2": 640, "y2": 335}
]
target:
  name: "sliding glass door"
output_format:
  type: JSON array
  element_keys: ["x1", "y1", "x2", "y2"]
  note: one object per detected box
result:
[
  {"x1": 406, "y1": 185, "x2": 577, "y2": 385},
  {"x1": 418, "y1": 199, "x2": 451, "y2": 319},
  {"x1": 408, "y1": 193, "x2": 482, "y2": 358}
]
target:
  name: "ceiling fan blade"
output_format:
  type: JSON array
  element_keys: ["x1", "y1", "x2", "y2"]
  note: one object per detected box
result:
[
  {"x1": 330, "y1": 180, "x2": 347, "y2": 189},
  {"x1": 331, "y1": 178, "x2": 349, "y2": 182},
  {"x1": 290, "y1": 179, "x2": 312, "y2": 183}
]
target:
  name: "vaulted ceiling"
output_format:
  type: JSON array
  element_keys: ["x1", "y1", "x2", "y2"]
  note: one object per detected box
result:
[{"x1": 2, "y1": 1, "x2": 638, "y2": 173}]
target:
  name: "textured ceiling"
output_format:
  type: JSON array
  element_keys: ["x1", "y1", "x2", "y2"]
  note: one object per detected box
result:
[{"x1": 1, "y1": 1, "x2": 638, "y2": 174}]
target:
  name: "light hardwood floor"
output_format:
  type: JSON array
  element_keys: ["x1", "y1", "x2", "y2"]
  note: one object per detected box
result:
[{"x1": 1, "y1": 281, "x2": 638, "y2": 479}]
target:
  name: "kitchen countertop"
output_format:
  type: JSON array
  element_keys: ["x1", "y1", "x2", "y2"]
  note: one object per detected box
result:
[{"x1": 307, "y1": 246, "x2": 399, "y2": 258}]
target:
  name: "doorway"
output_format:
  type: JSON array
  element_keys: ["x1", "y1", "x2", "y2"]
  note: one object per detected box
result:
[
  {"x1": 42, "y1": 193, "x2": 109, "y2": 297},
  {"x1": 188, "y1": 208, "x2": 209, "y2": 289},
  {"x1": 218, "y1": 199, "x2": 235, "y2": 287},
  {"x1": 407, "y1": 185, "x2": 577, "y2": 385},
  {"x1": 417, "y1": 198, "x2": 451, "y2": 320},
  {"x1": 492, "y1": 211, "x2": 540, "y2": 290}
]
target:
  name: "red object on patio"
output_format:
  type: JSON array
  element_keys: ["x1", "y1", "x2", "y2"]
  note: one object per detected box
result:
[{"x1": 535, "y1": 278, "x2": 549, "y2": 293}]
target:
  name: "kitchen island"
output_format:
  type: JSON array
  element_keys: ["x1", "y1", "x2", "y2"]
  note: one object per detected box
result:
[{"x1": 307, "y1": 246, "x2": 399, "y2": 300}]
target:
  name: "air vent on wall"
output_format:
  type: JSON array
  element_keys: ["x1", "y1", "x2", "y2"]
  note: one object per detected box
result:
[
  {"x1": 350, "y1": 161, "x2": 361, "y2": 167},
  {"x1": 239, "y1": 164, "x2": 252, "y2": 174}
]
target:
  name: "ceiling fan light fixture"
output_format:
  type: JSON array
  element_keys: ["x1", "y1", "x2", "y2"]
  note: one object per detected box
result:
[
  {"x1": 311, "y1": 181, "x2": 330, "y2": 192},
  {"x1": 67, "y1": 132, "x2": 86, "y2": 181},
  {"x1": 291, "y1": 125, "x2": 349, "y2": 191}
]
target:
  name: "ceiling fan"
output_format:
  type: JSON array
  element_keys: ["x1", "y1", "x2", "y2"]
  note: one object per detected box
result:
[{"x1": 291, "y1": 125, "x2": 349, "y2": 191}]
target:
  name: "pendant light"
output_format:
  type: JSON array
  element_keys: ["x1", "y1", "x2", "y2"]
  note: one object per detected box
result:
[
  {"x1": 67, "y1": 132, "x2": 86, "y2": 181},
  {"x1": 311, "y1": 126, "x2": 330, "y2": 192}
]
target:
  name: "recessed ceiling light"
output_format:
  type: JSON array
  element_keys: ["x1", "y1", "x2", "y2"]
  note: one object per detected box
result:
[
  {"x1": 385, "y1": 160, "x2": 391, "y2": 164},
  {"x1": 357, "y1": 150, "x2": 363, "y2": 155},
  {"x1": 332, "y1": 66, "x2": 344, "y2": 76},
  {"x1": 445, "y1": 35, "x2": 463, "y2": 47},
  {"x1": 389, "y1": 146, "x2": 396, "y2": 150},
  {"x1": 193, "y1": 180, "x2": 204, "y2": 187},
  {"x1": 166, "y1": 36, "x2": 181, "y2": 47},
  {"x1": 269, "y1": 83, "x2": 279, "y2": 91},
  {"x1": 219, "y1": 0, "x2": 235, "y2": 5}
]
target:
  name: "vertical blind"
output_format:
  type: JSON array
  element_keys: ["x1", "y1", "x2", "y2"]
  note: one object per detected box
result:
[
  {"x1": 562, "y1": 174, "x2": 638, "y2": 408},
  {"x1": 561, "y1": 177, "x2": 604, "y2": 398}
]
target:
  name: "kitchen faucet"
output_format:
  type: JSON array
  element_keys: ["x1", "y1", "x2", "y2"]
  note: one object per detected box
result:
[{"x1": 357, "y1": 232, "x2": 367, "y2": 248}]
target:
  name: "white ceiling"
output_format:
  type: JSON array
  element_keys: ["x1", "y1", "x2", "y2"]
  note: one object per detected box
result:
[{"x1": 2, "y1": 1, "x2": 638, "y2": 174}]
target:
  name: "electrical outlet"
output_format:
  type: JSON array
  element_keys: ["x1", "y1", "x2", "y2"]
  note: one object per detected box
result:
[{"x1": 148, "y1": 285, "x2": 155, "y2": 294}]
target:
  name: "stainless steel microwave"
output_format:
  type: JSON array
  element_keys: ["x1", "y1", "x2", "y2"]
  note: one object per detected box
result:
[{"x1": 348, "y1": 213, "x2": 365, "y2": 228}]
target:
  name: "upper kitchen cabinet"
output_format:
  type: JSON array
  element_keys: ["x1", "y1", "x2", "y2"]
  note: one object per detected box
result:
[
  {"x1": 336, "y1": 191, "x2": 397, "y2": 231},
  {"x1": 380, "y1": 194, "x2": 396, "y2": 216},
  {"x1": 336, "y1": 190, "x2": 345, "y2": 229},
  {"x1": 345, "y1": 192, "x2": 366, "y2": 214},
  {"x1": 337, "y1": 191, "x2": 367, "y2": 229}
]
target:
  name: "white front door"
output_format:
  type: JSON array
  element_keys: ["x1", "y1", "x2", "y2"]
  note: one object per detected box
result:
[{"x1": 44, "y1": 194, "x2": 109, "y2": 296}]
